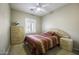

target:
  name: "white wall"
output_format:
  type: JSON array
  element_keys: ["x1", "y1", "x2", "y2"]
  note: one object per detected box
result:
[
  {"x1": 42, "y1": 4, "x2": 79, "y2": 50},
  {"x1": 0, "y1": 4, "x2": 10, "y2": 54},
  {"x1": 11, "y1": 9, "x2": 42, "y2": 34}
]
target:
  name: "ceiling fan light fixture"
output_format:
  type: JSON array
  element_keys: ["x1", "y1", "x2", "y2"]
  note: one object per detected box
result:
[
  {"x1": 30, "y1": 3, "x2": 47, "y2": 13},
  {"x1": 36, "y1": 7, "x2": 41, "y2": 11}
]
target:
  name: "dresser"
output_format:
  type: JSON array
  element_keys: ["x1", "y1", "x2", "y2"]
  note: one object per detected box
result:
[{"x1": 11, "y1": 26, "x2": 25, "y2": 45}]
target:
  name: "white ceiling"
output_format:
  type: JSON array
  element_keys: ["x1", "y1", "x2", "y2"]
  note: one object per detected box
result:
[{"x1": 10, "y1": 3, "x2": 67, "y2": 16}]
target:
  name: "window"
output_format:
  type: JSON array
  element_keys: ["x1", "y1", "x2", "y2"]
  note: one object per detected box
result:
[{"x1": 25, "y1": 18, "x2": 36, "y2": 33}]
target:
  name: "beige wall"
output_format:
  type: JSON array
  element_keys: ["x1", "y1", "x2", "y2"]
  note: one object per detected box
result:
[
  {"x1": 11, "y1": 9, "x2": 42, "y2": 34},
  {"x1": 42, "y1": 4, "x2": 79, "y2": 50},
  {"x1": 0, "y1": 4, "x2": 10, "y2": 54}
]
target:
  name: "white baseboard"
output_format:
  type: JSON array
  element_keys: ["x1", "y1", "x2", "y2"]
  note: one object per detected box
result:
[
  {"x1": 5, "y1": 45, "x2": 10, "y2": 55},
  {"x1": 0, "y1": 44, "x2": 10, "y2": 55}
]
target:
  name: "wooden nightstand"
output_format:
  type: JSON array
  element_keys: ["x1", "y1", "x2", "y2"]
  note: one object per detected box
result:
[{"x1": 60, "y1": 38, "x2": 73, "y2": 51}]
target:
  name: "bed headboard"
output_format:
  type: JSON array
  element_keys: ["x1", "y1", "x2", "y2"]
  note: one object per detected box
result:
[{"x1": 48, "y1": 28, "x2": 71, "y2": 38}]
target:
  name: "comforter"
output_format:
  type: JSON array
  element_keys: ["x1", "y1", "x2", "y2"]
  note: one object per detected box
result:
[{"x1": 24, "y1": 32, "x2": 60, "y2": 54}]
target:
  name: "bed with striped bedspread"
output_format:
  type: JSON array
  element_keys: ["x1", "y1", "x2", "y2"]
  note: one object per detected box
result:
[{"x1": 24, "y1": 32, "x2": 60, "y2": 54}]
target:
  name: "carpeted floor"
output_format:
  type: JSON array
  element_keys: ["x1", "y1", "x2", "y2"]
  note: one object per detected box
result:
[
  {"x1": 9, "y1": 43, "x2": 27, "y2": 55},
  {"x1": 9, "y1": 43, "x2": 78, "y2": 55}
]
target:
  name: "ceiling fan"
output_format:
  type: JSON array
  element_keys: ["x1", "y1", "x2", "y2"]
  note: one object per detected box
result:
[{"x1": 29, "y1": 3, "x2": 50, "y2": 13}]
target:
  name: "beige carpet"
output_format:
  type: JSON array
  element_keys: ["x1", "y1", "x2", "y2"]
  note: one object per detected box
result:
[
  {"x1": 9, "y1": 43, "x2": 76, "y2": 55},
  {"x1": 9, "y1": 43, "x2": 27, "y2": 55},
  {"x1": 46, "y1": 47, "x2": 75, "y2": 55}
]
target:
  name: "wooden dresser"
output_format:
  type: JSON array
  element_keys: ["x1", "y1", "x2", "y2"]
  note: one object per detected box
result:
[{"x1": 11, "y1": 26, "x2": 25, "y2": 45}]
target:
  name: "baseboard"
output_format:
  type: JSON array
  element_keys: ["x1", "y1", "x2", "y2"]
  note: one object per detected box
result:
[
  {"x1": 73, "y1": 48, "x2": 79, "y2": 51},
  {"x1": 5, "y1": 45, "x2": 10, "y2": 55}
]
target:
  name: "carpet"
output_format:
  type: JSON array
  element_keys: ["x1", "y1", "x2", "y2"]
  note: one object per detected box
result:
[{"x1": 9, "y1": 43, "x2": 77, "y2": 55}]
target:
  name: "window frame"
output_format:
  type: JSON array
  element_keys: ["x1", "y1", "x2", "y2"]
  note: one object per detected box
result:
[{"x1": 25, "y1": 18, "x2": 36, "y2": 34}]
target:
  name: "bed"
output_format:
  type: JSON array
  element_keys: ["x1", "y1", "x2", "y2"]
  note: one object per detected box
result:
[{"x1": 24, "y1": 32, "x2": 60, "y2": 54}]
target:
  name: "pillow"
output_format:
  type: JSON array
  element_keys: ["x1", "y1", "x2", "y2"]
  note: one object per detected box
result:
[
  {"x1": 46, "y1": 31, "x2": 55, "y2": 35},
  {"x1": 55, "y1": 31, "x2": 71, "y2": 38},
  {"x1": 41, "y1": 31, "x2": 55, "y2": 36}
]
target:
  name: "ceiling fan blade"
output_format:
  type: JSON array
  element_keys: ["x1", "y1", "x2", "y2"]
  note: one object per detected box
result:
[
  {"x1": 41, "y1": 3, "x2": 50, "y2": 7},
  {"x1": 27, "y1": 6, "x2": 37, "y2": 11},
  {"x1": 28, "y1": 6, "x2": 36, "y2": 9}
]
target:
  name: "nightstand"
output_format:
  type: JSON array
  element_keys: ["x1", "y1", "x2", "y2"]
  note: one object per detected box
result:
[{"x1": 60, "y1": 38, "x2": 73, "y2": 51}]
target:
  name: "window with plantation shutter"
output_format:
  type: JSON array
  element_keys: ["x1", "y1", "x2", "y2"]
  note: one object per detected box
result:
[{"x1": 25, "y1": 18, "x2": 36, "y2": 33}]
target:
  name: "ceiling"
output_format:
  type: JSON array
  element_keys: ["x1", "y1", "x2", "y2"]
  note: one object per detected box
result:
[{"x1": 10, "y1": 3, "x2": 67, "y2": 16}]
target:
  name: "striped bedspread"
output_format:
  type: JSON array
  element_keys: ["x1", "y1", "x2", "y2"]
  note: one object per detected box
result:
[{"x1": 24, "y1": 34, "x2": 60, "y2": 54}]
